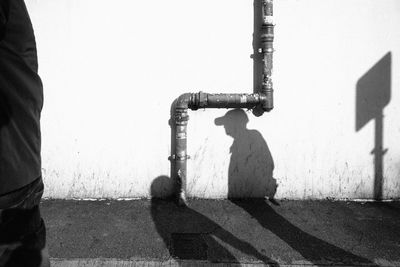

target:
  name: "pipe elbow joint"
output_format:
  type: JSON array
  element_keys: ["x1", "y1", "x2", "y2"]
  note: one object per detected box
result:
[
  {"x1": 176, "y1": 91, "x2": 208, "y2": 111},
  {"x1": 176, "y1": 93, "x2": 193, "y2": 110},
  {"x1": 260, "y1": 89, "x2": 274, "y2": 112}
]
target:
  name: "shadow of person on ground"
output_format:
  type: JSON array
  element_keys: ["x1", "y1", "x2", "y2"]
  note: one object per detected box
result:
[
  {"x1": 150, "y1": 176, "x2": 277, "y2": 265},
  {"x1": 215, "y1": 109, "x2": 377, "y2": 266}
]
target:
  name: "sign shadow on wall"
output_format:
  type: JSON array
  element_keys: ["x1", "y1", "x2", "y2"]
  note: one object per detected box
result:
[
  {"x1": 216, "y1": 109, "x2": 377, "y2": 266},
  {"x1": 356, "y1": 52, "x2": 391, "y2": 200}
]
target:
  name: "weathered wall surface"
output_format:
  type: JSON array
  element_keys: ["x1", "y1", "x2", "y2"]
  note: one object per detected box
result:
[{"x1": 27, "y1": 0, "x2": 400, "y2": 199}]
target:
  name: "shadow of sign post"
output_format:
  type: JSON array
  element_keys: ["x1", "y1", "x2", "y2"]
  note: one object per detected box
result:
[{"x1": 356, "y1": 52, "x2": 391, "y2": 200}]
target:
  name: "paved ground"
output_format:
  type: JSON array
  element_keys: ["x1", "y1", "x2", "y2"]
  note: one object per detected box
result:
[{"x1": 41, "y1": 199, "x2": 400, "y2": 266}]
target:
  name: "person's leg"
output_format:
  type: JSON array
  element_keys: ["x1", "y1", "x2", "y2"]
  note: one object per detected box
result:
[{"x1": 0, "y1": 177, "x2": 49, "y2": 267}]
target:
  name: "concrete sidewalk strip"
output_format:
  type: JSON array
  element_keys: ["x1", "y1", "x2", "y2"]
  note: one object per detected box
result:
[
  {"x1": 42, "y1": 200, "x2": 400, "y2": 266},
  {"x1": 48, "y1": 258, "x2": 317, "y2": 267},
  {"x1": 50, "y1": 258, "x2": 269, "y2": 267},
  {"x1": 49, "y1": 258, "x2": 399, "y2": 267}
]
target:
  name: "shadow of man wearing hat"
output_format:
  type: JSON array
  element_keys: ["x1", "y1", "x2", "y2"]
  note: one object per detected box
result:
[
  {"x1": 215, "y1": 109, "x2": 277, "y2": 199},
  {"x1": 215, "y1": 109, "x2": 377, "y2": 266}
]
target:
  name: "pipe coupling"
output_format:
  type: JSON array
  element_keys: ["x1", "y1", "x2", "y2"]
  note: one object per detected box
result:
[{"x1": 175, "y1": 109, "x2": 189, "y2": 125}]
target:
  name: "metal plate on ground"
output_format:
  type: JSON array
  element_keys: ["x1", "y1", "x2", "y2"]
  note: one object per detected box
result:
[{"x1": 171, "y1": 233, "x2": 208, "y2": 260}]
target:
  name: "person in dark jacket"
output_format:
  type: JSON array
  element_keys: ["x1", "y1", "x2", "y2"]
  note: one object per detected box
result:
[{"x1": 0, "y1": 0, "x2": 49, "y2": 266}]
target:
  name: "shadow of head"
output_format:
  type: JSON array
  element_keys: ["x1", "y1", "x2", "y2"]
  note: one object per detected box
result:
[
  {"x1": 214, "y1": 109, "x2": 249, "y2": 137},
  {"x1": 150, "y1": 176, "x2": 175, "y2": 199}
]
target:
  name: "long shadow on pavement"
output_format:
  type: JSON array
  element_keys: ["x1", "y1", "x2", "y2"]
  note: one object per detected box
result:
[
  {"x1": 150, "y1": 176, "x2": 277, "y2": 265},
  {"x1": 215, "y1": 109, "x2": 378, "y2": 266},
  {"x1": 231, "y1": 199, "x2": 377, "y2": 266}
]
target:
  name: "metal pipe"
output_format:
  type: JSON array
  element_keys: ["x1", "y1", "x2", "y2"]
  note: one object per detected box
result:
[
  {"x1": 173, "y1": 92, "x2": 264, "y2": 204},
  {"x1": 191, "y1": 92, "x2": 262, "y2": 109},
  {"x1": 171, "y1": 0, "x2": 274, "y2": 204},
  {"x1": 260, "y1": 0, "x2": 274, "y2": 112},
  {"x1": 173, "y1": 107, "x2": 189, "y2": 205}
]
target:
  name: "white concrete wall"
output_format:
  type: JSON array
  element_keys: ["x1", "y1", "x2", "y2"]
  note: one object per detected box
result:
[{"x1": 27, "y1": 0, "x2": 400, "y2": 199}]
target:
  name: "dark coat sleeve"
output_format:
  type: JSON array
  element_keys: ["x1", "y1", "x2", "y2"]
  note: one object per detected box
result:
[{"x1": 0, "y1": 0, "x2": 10, "y2": 40}]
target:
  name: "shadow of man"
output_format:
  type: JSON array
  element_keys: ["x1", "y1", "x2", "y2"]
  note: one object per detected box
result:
[
  {"x1": 215, "y1": 109, "x2": 377, "y2": 266},
  {"x1": 215, "y1": 109, "x2": 277, "y2": 199},
  {"x1": 150, "y1": 176, "x2": 277, "y2": 265}
]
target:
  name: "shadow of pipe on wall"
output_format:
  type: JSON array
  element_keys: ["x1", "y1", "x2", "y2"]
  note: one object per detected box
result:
[
  {"x1": 168, "y1": 99, "x2": 177, "y2": 195},
  {"x1": 356, "y1": 52, "x2": 391, "y2": 200}
]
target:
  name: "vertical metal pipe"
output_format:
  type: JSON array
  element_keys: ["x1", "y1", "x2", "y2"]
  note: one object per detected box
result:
[
  {"x1": 261, "y1": 0, "x2": 274, "y2": 111},
  {"x1": 174, "y1": 108, "x2": 189, "y2": 205}
]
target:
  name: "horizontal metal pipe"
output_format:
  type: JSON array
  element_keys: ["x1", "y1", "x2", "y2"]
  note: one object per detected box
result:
[
  {"x1": 176, "y1": 92, "x2": 265, "y2": 110},
  {"x1": 206, "y1": 94, "x2": 260, "y2": 108},
  {"x1": 191, "y1": 92, "x2": 262, "y2": 109}
]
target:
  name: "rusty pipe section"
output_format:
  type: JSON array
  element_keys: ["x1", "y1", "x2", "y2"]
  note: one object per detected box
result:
[
  {"x1": 173, "y1": 106, "x2": 189, "y2": 205},
  {"x1": 191, "y1": 92, "x2": 262, "y2": 109},
  {"x1": 260, "y1": 0, "x2": 274, "y2": 111},
  {"x1": 174, "y1": 92, "x2": 263, "y2": 110}
]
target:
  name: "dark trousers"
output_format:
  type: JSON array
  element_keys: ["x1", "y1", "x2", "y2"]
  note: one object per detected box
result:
[{"x1": 0, "y1": 177, "x2": 49, "y2": 267}]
